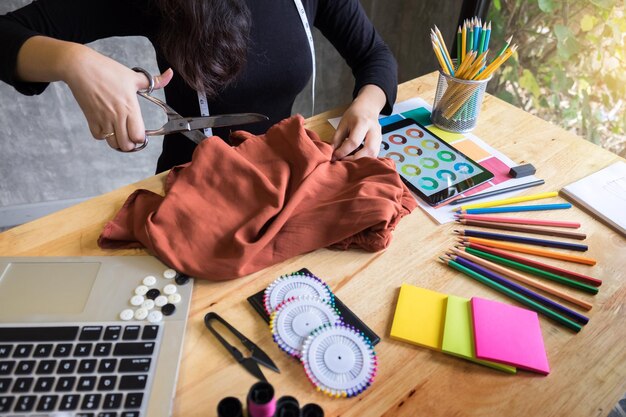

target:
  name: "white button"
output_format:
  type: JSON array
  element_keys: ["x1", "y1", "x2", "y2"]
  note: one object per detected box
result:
[
  {"x1": 120, "y1": 309, "x2": 134, "y2": 321},
  {"x1": 130, "y1": 295, "x2": 145, "y2": 306},
  {"x1": 134, "y1": 285, "x2": 149, "y2": 296},
  {"x1": 163, "y1": 269, "x2": 177, "y2": 279},
  {"x1": 148, "y1": 310, "x2": 163, "y2": 323},
  {"x1": 154, "y1": 295, "x2": 168, "y2": 307},
  {"x1": 141, "y1": 299, "x2": 155, "y2": 310},
  {"x1": 163, "y1": 284, "x2": 177, "y2": 295},
  {"x1": 168, "y1": 293, "x2": 182, "y2": 304},
  {"x1": 134, "y1": 308, "x2": 149, "y2": 320},
  {"x1": 142, "y1": 275, "x2": 157, "y2": 287}
]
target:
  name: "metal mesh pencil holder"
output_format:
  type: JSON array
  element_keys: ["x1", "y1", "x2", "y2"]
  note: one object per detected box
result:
[{"x1": 431, "y1": 71, "x2": 491, "y2": 133}]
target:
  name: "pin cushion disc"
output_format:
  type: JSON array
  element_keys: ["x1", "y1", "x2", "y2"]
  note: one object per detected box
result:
[
  {"x1": 264, "y1": 273, "x2": 334, "y2": 315},
  {"x1": 301, "y1": 324, "x2": 377, "y2": 398},
  {"x1": 270, "y1": 296, "x2": 341, "y2": 358}
]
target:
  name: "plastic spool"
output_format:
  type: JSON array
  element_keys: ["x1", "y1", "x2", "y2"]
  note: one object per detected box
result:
[
  {"x1": 300, "y1": 324, "x2": 377, "y2": 398},
  {"x1": 270, "y1": 296, "x2": 341, "y2": 358},
  {"x1": 264, "y1": 273, "x2": 334, "y2": 315}
]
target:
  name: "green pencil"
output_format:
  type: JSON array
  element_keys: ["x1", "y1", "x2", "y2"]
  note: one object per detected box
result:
[
  {"x1": 464, "y1": 247, "x2": 599, "y2": 294},
  {"x1": 441, "y1": 257, "x2": 583, "y2": 332},
  {"x1": 478, "y1": 23, "x2": 487, "y2": 54},
  {"x1": 457, "y1": 26, "x2": 462, "y2": 66},
  {"x1": 497, "y1": 35, "x2": 513, "y2": 58}
]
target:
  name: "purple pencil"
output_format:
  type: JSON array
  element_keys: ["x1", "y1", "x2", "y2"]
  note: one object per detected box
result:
[{"x1": 449, "y1": 254, "x2": 589, "y2": 324}]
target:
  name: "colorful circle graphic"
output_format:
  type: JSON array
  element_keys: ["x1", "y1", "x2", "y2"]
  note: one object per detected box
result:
[
  {"x1": 420, "y1": 158, "x2": 439, "y2": 169},
  {"x1": 404, "y1": 145, "x2": 423, "y2": 156},
  {"x1": 381, "y1": 142, "x2": 389, "y2": 151},
  {"x1": 437, "y1": 151, "x2": 455, "y2": 162},
  {"x1": 421, "y1": 139, "x2": 440, "y2": 150},
  {"x1": 401, "y1": 164, "x2": 421, "y2": 176},
  {"x1": 389, "y1": 134, "x2": 407, "y2": 145},
  {"x1": 406, "y1": 128, "x2": 424, "y2": 138},
  {"x1": 436, "y1": 170, "x2": 457, "y2": 182},
  {"x1": 419, "y1": 177, "x2": 438, "y2": 190},
  {"x1": 386, "y1": 152, "x2": 405, "y2": 162},
  {"x1": 454, "y1": 162, "x2": 474, "y2": 174}
]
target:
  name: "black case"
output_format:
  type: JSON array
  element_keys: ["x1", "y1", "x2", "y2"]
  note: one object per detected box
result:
[{"x1": 247, "y1": 268, "x2": 380, "y2": 345}]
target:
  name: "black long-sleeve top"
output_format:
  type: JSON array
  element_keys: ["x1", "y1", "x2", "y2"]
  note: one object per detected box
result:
[{"x1": 0, "y1": 0, "x2": 397, "y2": 173}]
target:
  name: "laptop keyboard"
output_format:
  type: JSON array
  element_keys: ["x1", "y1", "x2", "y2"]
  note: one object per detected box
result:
[{"x1": 0, "y1": 322, "x2": 162, "y2": 416}]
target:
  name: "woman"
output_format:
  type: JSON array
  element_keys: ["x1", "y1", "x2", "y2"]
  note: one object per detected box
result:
[{"x1": 0, "y1": 0, "x2": 397, "y2": 173}]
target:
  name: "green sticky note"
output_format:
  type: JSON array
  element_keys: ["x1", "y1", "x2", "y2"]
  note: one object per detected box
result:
[
  {"x1": 441, "y1": 295, "x2": 517, "y2": 374},
  {"x1": 401, "y1": 107, "x2": 432, "y2": 127},
  {"x1": 426, "y1": 126, "x2": 466, "y2": 143}
]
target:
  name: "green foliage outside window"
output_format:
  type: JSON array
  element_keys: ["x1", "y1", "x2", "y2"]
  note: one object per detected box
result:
[{"x1": 487, "y1": 0, "x2": 626, "y2": 157}]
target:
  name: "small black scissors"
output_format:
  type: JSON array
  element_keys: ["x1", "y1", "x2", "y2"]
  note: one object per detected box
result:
[
  {"x1": 118, "y1": 67, "x2": 268, "y2": 152},
  {"x1": 204, "y1": 312, "x2": 280, "y2": 381}
]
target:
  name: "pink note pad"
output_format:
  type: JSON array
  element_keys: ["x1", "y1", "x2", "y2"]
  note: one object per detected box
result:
[{"x1": 471, "y1": 297, "x2": 550, "y2": 375}]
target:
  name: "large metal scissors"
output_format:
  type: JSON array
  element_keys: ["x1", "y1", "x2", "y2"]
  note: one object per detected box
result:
[{"x1": 118, "y1": 67, "x2": 269, "y2": 152}]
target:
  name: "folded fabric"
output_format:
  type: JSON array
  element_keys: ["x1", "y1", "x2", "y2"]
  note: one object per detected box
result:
[{"x1": 98, "y1": 115, "x2": 417, "y2": 280}]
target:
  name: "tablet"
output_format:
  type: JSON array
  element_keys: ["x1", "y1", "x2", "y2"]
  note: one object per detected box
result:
[{"x1": 380, "y1": 118, "x2": 493, "y2": 206}]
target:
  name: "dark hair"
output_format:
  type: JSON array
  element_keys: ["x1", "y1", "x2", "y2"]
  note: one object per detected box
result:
[{"x1": 156, "y1": 0, "x2": 251, "y2": 97}]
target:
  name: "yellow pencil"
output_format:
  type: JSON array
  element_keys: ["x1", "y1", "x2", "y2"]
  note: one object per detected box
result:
[
  {"x1": 476, "y1": 45, "x2": 517, "y2": 80},
  {"x1": 455, "y1": 51, "x2": 475, "y2": 78},
  {"x1": 461, "y1": 22, "x2": 467, "y2": 62},
  {"x1": 431, "y1": 38, "x2": 450, "y2": 75},
  {"x1": 458, "y1": 191, "x2": 559, "y2": 211},
  {"x1": 434, "y1": 25, "x2": 454, "y2": 72}
]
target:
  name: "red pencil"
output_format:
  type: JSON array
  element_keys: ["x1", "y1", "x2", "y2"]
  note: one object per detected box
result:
[
  {"x1": 455, "y1": 214, "x2": 580, "y2": 229},
  {"x1": 463, "y1": 241, "x2": 602, "y2": 286}
]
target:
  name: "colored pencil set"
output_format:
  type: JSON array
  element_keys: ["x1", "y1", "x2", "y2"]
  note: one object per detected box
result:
[
  {"x1": 430, "y1": 17, "x2": 517, "y2": 121},
  {"x1": 439, "y1": 191, "x2": 601, "y2": 332}
]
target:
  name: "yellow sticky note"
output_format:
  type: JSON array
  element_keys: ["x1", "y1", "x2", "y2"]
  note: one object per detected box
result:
[
  {"x1": 426, "y1": 125, "x2": 466, "y2": 143},
  {"x1": 441, "y1": 295, "x2": 517, "y2": 373},
  {"x1": 390, "y1": 284, "x2": 447, "y2": 350}
]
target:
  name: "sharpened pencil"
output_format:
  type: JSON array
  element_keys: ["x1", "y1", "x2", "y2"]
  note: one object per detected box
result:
[
  {"x1": 455, "y1": 213, "x2": 581, "y2": 229},
  {"x1": 458, "y1": 203, "x2": 572, "y2": 215},
  {"x1": 454, "y1": 229, "x2": 588, "y2": 252},
  {"x1": 457, "y1": 237, "x2": 597, "y2": 266},
  {"x1": 455, "y1": 219, "x2": 587, "y2": 240},
  {"x1": 457, "y1": 191, "x2": 558, "y2": 211},
  {"x1": 461, "y1": 242, "x2": 602, "y2": 286}
]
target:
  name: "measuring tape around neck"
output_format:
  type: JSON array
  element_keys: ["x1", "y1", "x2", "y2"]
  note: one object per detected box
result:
[{"x1": 197, "y1": 0, "x2": 316, "y2": 137}]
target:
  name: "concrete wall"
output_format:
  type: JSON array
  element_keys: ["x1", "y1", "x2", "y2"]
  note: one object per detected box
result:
[{"x1": 0, "y1": 0, "x2": 460, "y2": 227}]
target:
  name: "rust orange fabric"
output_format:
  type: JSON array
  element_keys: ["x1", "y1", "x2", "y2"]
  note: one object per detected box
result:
[{"x1": 98, "y1": 115, "x2": 417, "y2": 280}]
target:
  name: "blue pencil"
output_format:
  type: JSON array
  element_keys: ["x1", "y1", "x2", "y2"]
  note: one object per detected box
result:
[
  {"x1": 455, "y1": 229, "x2": 589, "y2": 252},
  {"x1": 458, "y1": 203, "x2": 572, "y2": 215},
  {"x1": 452, "y1": 255, "x2": 589, "y2": 325}
]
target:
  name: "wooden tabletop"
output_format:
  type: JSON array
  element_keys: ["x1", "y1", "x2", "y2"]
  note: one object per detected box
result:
[{"x1": 1, "y1": 72, "x2": 625, "y2": 417}]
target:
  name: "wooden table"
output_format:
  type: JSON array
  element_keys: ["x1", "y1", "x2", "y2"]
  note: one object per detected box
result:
[{"x1": 1, "y1": 72, "x2": 625, "y2": 417}]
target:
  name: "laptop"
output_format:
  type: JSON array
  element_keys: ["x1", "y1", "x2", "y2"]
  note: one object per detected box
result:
[{"x1": 0, "y1": 256, "x2": 193, "y2": 417}]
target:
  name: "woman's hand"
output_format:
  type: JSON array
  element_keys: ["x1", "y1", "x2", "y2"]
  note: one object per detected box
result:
[
  {"x1": 64, "y1": 46, "x2": 173, "y2": 151},
  {"x1": 331, "y1": 84, "x2": 387, "y2": 161}
]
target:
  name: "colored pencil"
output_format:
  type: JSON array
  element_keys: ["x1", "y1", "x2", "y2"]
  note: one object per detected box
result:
[
  {"x1": 453, "y1": 180, "x2": 546, "y2": 206},
  {"x1": 431, "y1": 31, "x2": 454, "y2": 75},
  {"x1": 483, "y1": 22, "x2": 491, "y2": 53},
  {"x1": 455, "y1": 219, "x2": 587, "y2": 240},
  {"x1": 456, "y1": 26, "x2": 462, "y2": 65},
  {"x1": 496, "y1": 35, "x2": 513, "y2": 58},
  {"x1": 449, "y1": 254, "x2": 589, "y2": 324},
  {"x1": 462, "y1": 242, "x2": 602, "y2": 286},
  {"x1": 454, "y1": 229, "x2": 588, "y2": 252},
  {"x1": 450, "y1": 248, "x2": 593, "y2": 310},
  {"x1": 476, "y1": 44, "x2": 517, "y2": 80},
  {"x1": 459, "y1": 203, "x2": 572, "y2": 215},
  {"x1": 457, "y1": 237, "x2": 597, "y2": 266},
  {"x1": 431, "y1": 36, "x2": 451, "y2": 75},
  {"x1": 461, "y1": 22, "x2": 467, "y2": 62},
  {"x1": 468, "y1": 24, "x2": 474, "y2": 52},
  {"x1": 455, "y1": 213, "x2": 580, "y2": 229},
  {"x1": 460, "y1": 246, "x2": 599, "y2": 294},
  {"x1": 457, "y1": 191, "x2": 558, "y2": 211},
  {"x1": 434, "y1": 26, "x2": 454, "y2": 73},
  {"x1": 440, "y1": 257, "x2": 582, "y2": 332},
  {"x1": 474, "y1": 20, "x2": 482, "y2": 51}
]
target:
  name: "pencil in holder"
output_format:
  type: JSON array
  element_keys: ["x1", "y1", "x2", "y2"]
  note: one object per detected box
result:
[{"x1": 431, "y1": 70, "x2": 491, "y2": 133}]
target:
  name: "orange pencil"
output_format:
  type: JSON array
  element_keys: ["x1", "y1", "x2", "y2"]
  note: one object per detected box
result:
[{"x1": 457, "y1": 237, "x2": 597, "y2": 266}]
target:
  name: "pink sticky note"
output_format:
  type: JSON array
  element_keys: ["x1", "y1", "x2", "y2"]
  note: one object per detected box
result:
[{"x1": 471, "y1": 297, "x2": 550, "y2": 375}]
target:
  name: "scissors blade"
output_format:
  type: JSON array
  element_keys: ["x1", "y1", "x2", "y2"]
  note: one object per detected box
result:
[
  {"x1": 239, "y1": 358, "x2": 267, "y2": 382},
  {"x1": 250, "y1": 347, "x2": 280, "y2": 373},
  {"x1": 162, "y1": 113, "x2": 268, "y2": 134}
]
